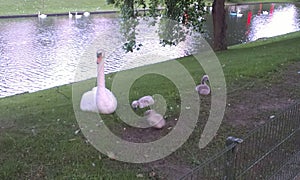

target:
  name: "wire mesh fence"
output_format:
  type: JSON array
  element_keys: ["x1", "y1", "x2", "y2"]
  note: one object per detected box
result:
[
  {"x1": 180, "y1": 102, "x2": 300, "y2": 180},
  {"x1": 179, "y1": 143, "x2": 236, "y2": 180}
]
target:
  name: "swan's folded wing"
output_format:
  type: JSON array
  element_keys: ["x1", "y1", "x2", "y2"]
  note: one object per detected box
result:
[{"x1": 80, "y1": 90, "x2": 98, "y2": 112}]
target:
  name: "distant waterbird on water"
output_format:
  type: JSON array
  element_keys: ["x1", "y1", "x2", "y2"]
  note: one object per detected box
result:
[{"x1": 38, "y1": 11, "x2": 47, "y2": 19}]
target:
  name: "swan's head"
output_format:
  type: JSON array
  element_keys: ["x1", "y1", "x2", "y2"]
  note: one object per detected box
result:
[
  {"x1": 131, "y1": 100, "x2": 139, "y2": 110},
  {"x1": 201, "y1": 75, "x2": 209, "y2": 83},
  {"x1": 96, "y1": 51, "x2": 104, "y2": 64}
]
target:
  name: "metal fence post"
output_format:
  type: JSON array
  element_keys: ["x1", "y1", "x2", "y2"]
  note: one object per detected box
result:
[{"x1": 224, "y1": 136, "x2": 243, "y2": 180}]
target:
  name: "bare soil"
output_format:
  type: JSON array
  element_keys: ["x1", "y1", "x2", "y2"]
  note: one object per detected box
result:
[
  {"x1": 119, "y1": 61, "x2": 300, "y2": 179},
  {"x1": 225, "y1": 61, "x2": 300, "y2": 129}
]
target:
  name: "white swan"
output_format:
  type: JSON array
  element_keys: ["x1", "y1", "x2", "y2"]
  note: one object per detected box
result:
[
  {"x1": 144, "y1": 110, "x2": 166, "y2": 129},
  {"x1": 262, "y1": 11, "x2": 269, "y2": 15},
  {"x1": 195, "y1": 75, "x2": 210, "y2": 95},
  {"x1": 80, "y1": 51, "x2": 117, "y2": 114},
  {"x1": 38, "y1": 11, "x2": 47, "y2": 19},
  {"x1": 83, "y1": 11, "x2": 90, "y2": 17},
  {"x1": 69, "y1": 11, "x2": 73, "y2": 18},
  {"x1": 131, "y1": 95, "x2": 154, "y2": 110},
  {"x1": 236, "y1": 10, "x2": 243, "y2": 17},
  {"x1": 75, "y1": 12, "x2": 82, "y2": 19},
  {"x1": 236, "y1": 13, "x2": 243, "y2": 17}
]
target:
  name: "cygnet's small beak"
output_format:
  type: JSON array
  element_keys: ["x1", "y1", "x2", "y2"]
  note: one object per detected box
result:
[{"x1": 133, "y1": 107, "x2": 137, "y2": 111}]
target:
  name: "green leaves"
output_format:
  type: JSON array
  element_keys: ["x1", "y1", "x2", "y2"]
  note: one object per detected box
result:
[{"x1": 116, "y1": 0, "x2": 208, "y2": 52}]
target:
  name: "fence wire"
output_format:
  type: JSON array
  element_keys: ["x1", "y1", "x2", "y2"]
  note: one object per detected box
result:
[{"x1": 180, "y1": 102, "x2": 300, "y2": 180}]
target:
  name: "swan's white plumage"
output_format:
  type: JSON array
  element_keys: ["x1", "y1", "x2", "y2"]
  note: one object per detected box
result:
[
  {"x1": 144, "y1": 110, "x2": 166, "y2": 129},
  {"x1": 80, "y1": 87, "x2": 97, "y2": 112},
  {"x1": 80, "y1": 51, "x2": 117, "y2": 114},
  {"x1": 96, "y1": 87, "x2": 117, "y2": 114},
  {"x1": 236, "y1": 12, "x2": 243, "y2": 17},
  {"x1": 195, "y1": 75, "x2": 210, "y2": 95},
  {"x1": 83, "y1": 12, "x2": 90, "y2": 17},
  {"x1": 69, "y1": 12, "x2": 73, "y2": 18},
  {"x1": 38, "y1": 11, "x2": 47, "y2": 18},
  {"x1": 75, "y1": 12, "x2": 82, "y2": 19},
  {"x1": 262, "y1": 11, "x2": 269, "y2": 15},
  {"x1": 131, "y1": 95, "x2": 154, "y2": 109}
]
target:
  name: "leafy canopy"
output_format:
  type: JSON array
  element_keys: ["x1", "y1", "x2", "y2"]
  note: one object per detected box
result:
[{"x1": 109, "y1": 0, "x2": 208, "y2": 52}]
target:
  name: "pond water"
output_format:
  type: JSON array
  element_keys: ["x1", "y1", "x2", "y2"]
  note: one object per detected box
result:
[{"x1": 0, "y1": 3, "x2": 299, "y2": 98}]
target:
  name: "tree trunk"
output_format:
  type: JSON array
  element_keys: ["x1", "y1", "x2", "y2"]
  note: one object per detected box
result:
[{"x1": 212, "y1": 0, "x2": 227, "y2": 51}]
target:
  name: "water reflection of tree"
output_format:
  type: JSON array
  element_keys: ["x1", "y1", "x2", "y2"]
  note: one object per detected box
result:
[
  {"x1": 112, "y1": 0, "x2": 207, "y2": 53},
  {"x1": 119, "y1": 1, "x2": 141, "y2": 52}
]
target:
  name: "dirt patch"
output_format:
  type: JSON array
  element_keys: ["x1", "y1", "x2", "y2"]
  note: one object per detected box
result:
[
  {"x1": 225, "y1": 61, "x2": 300, "y2": 128},
  {"x1": 120, "y1": 117, "x2": 178, "y2": 143},
  {"x1": 119, "y1": 61, "x2": 300, "y2": 179}
]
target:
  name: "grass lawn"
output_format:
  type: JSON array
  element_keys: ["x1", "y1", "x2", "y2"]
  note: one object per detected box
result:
[
  {"x1": 0, "y1": 0, "x2": 116, "y2": 15},
  {"x1": 1, "y1": 30, "x2": 300, "y2": 179}
]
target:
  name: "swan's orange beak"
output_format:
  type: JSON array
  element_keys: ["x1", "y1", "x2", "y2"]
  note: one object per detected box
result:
[{"x1": 97, "y1": 56, "x2": 102, "y2": 64}]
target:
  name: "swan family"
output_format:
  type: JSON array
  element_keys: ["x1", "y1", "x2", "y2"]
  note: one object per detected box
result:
[{"x1": 80, "y1": 52, "x2": 210, "y2": 128}]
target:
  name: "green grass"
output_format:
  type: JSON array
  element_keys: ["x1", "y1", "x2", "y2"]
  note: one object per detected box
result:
[
  {"x1": 0, "y1": 0, "x2": 298, "y2": 16},
  {"x1": 0, "y1": 0, "x2": 116, "y2": 15},
  {"x1": 0, "y1": 85, "x2": 144, "y2": 179},
  {"x1": 220, "y1": 32, "x2": 300, "y2": 84},
  {"x1": 1, "y1": 29, "x2": 300, "y2": 178}
]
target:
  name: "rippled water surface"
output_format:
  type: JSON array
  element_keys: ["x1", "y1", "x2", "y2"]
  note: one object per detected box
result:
[{"x1": 0, "y1": 3, "x2": 299, "y2": 97}]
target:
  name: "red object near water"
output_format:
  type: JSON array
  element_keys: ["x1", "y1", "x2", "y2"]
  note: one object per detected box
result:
[
  {"x1": 247, "y1": 11, "x2": 252, "y2": 26},
  {"x1": 270, "y1": 3, "x2": 274, "y2": 16}
]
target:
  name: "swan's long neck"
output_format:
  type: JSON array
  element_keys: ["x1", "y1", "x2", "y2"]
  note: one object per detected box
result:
[{"x1": 97, "y1": 60, "x2": 105, "y2": 88}]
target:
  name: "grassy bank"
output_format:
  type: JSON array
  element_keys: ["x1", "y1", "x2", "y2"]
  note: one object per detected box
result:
[
  {"x1": 0, "y1": 0, "x2": 298, "y2": 16},
  {"x1": 1, "y1": 30, "x2": 300, "y2": 179},
  {"x1": 0, "y1": 0, "x2": 116, "y2": 15}
]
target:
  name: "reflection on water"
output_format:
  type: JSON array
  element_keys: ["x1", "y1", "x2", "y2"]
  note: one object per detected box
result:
[
  {"x1": 213, "y1": 3, "x2": 300, "y2": 45},
  {"x1": 248, "y1": 4, "x2": 299, "y2": 41},
  {"x1": 0, "y1": 3, "x2": 299, "y2": 98}
]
